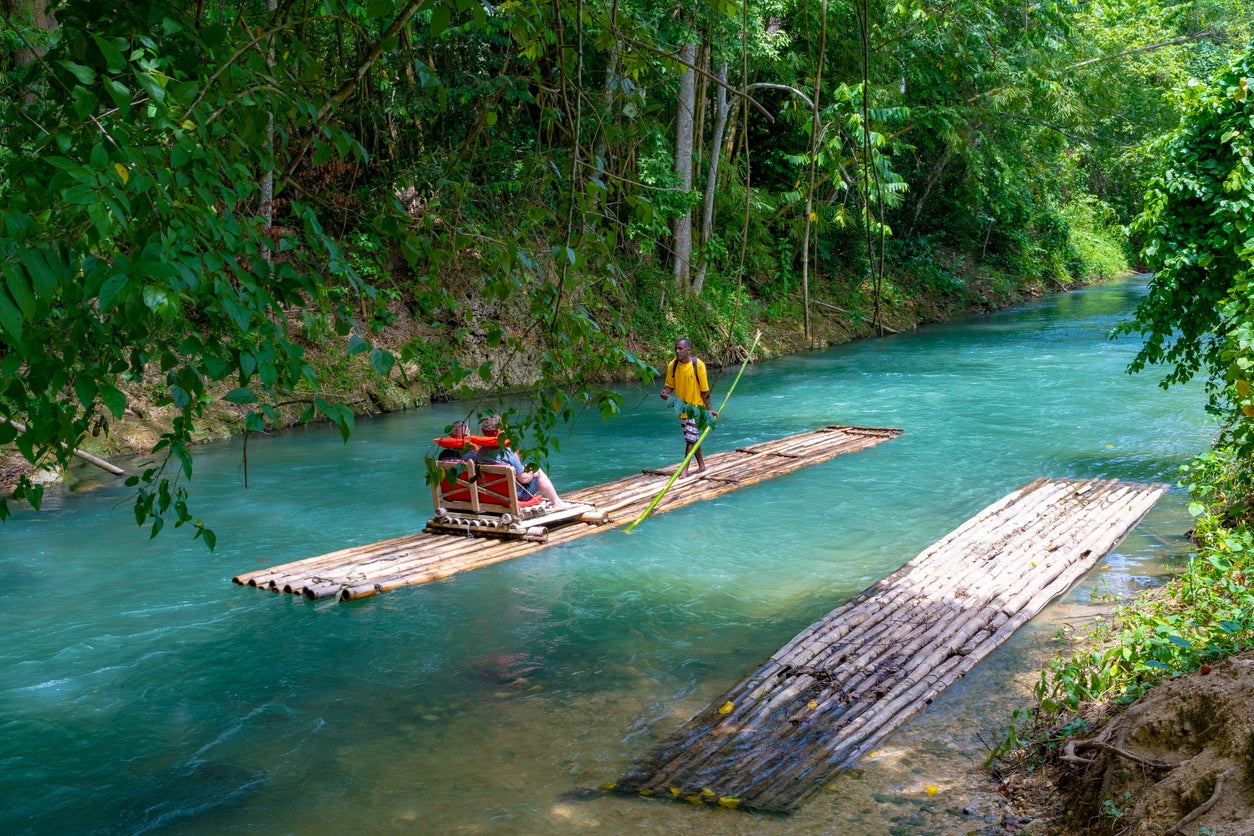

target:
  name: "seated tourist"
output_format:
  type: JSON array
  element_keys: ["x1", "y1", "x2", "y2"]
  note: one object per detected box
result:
[
  {"x1": 475, "y1": 415, "x2": 567, "y2": 508},
  {"x1": 437, "y1": 420, "x2": 474, "y2": 461}
]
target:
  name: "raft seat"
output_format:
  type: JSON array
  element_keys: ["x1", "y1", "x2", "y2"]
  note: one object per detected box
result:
[
  {"x1": 433, "y1": 459, "x2": 548, "y2": 518},
  {"x1": 427, "y1": 459, "x2": 604, "y2": 542}
]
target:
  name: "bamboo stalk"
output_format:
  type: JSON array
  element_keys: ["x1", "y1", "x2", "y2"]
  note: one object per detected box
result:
[
  {"x1": 667, "y1": 483, "x2": 1163, "y2": 812},
  {"x1": 615, "y1": 479, "x2": 1168, "y2": 810},
  {"x1": 1, "y1": 417, "x2": 131, "y2": 477},
  {"x1": 235, "y1": 424, "x2": 904, "y2": 598}
]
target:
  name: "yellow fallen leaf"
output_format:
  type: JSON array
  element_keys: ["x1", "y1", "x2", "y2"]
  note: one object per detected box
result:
[
  {"x1": 807, "y1": 700, "x2": 818, "y2": 710},
  {"x1": 669, "y1": 786, "x2": 681, "y2": 797},
  {"x1": 601, "y1": 781, "x2": 616, "y2": 791},
  {"x1": 926, "y1": 785, "x2": 939, "y2": 796},
  {"x1": 718, "y1": 796, "x2": 741, "y2": 809},
  {"x1": 718, "y1": 701, "x2": 734, "y2": 715},
  {"x1": 701, "y1": 788, "x2": 716, "y2": 797}
]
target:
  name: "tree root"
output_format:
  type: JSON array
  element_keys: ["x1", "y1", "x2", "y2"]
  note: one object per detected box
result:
[
  {"x1": 1165, "y1": 768, "x2": 1232, "y2": 836},
  {"x1": 1059, "y1": 738, "x2": 1177, "y2": 770}
]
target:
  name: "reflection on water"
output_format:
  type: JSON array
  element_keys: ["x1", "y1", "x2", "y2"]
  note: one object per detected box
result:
[{"x1": 0, "y1": 276, "x2": 1213, "y2": 834}]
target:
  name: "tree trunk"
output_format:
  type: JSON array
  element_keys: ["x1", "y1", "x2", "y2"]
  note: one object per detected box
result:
[
  {"x1": 692, "y1": 62, "x2": 730, "y2": 297},
  {"x1": 591, "y1": 39, "x2": 621, "y2": 227},
  {"x1": 671, "y1": 41, "x2": 698, "y2": 292},
  {"x1": 261, "y1": 0, "x2": 277, "y2": 265},
  {"x1": 802, "y1": 0, "x2": 829, "y2": 345},
  {"x1": 2, "y1": 0, "x2": 58, "y2": 69}
]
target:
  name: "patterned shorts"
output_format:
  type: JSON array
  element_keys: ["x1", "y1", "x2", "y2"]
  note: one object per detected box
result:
[{"x1": 681, "y1": 417, "x2": 700, "y2": 444}]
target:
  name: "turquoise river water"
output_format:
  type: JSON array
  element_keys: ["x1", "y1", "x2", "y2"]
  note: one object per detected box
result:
[{"x1": 1, "y1": 276, "x2": 1215, "y2": 834}]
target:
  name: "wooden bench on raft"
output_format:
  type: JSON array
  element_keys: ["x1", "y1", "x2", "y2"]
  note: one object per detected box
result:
[{"x1": 426, "y1": 458, "x2": 604, "y2": 542}]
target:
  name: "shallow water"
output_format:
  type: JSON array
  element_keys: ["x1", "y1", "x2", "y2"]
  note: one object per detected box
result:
[{"x1": 1, "y1": 276, "x2": 1212, "y2": 834}]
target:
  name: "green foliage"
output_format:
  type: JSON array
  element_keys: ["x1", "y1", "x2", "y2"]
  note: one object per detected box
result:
[
  {"x1": 0, "y1": 1, "x2": 390, "y2": 537},
  {"x1": 1118, "y1": 46, "x2": 1254, "y2": 481},
  {"x1": 1028, "y1": 452, "x2": 1254, "y2": 719},
  {"x1": 1120, "y1": 46, "x2": 1254, "y2": 386},
  {"x1": 1058, "y1": 196, "x2": 1130, "y2": 282},
  {"x1": 3, "y1": 0, "x2": 1251, "y2": 548}
]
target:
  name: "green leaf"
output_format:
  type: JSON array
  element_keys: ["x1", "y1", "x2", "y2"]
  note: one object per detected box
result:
[
  {"x1": 5, "y1": 268, "x2": 36, "y2": 319},
  {"x1": 92, "y1": 34, "x2": 126, "y2": 72},
  {"x1": 21, "y1": 249, "x2": 59, "y2": 301},
  {"x1": 71, "y1": 86, "x2": 97, "y2": 118},
  {"x1": 194, "y1": 526, "x2": 216, "y2": 550},
  {"x1": 223, "y1": 387, "x2": 256, "y2": 404},
  {"x1": 371, "y1": 347, "x2": 395, "y2": 376},
  {"x1": 348, "y1": 333, "x2": 370, "y2": 355},
  {"x1": 98, "y1": 383, "x2": 126, "y2": 419},
  {"x1": 134, "y1": 71, "x2": 165, "y2": 104},
  {"x1": 430, "y1": 4, "x2": 451, "y2": 37},
  {"x1": 0, "y1": 286, "x2": 24, "y2": 339},
  {"x1": 220, "y1": 298, "x2": 252, "y2": 332},
  {"x1": 1166, "y1": 635, "x2": 1192, "y2": 651},
  {"x1": 97, "y1": 274, "x2": 129, "y2": 310},
  {"x1": 74, "y1": 377, "x2": 99, "y2": 410},
  {"x1": 58, "y1": 60, "x2": 95, "y2": 84},
  {"x1": 104, "y1": 78, "x2": 131, "y2": 114}
]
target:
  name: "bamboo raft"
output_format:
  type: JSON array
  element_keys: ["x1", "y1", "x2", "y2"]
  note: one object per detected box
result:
[
  {"x1": 611, "y1": 476, "x2": 1168, "y2": 814},
  {"x1": 232, "y1": 424, "x2": 903, "y2": 601}
]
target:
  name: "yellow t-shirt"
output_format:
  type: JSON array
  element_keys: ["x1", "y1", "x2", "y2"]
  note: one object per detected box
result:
[{"x1": 666, "y1": 357, "x2": 710, "y2": 415}]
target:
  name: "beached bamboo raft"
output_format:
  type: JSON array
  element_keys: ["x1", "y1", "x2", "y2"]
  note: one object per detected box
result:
[
  {"x1": 611, "y1": 476, "x2": 1168, "y2": 814},
  {"x1": 232, "y1": 424, "x2": 903, "y2": 601}
]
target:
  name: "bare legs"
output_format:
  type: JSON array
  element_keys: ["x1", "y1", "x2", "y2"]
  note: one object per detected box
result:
[
  {"x1": 679, "y1": 417, "x2": 706, "y2": 478},
  {"x1": 521, "y1": 469, "x2": 567, "y2": 507}
]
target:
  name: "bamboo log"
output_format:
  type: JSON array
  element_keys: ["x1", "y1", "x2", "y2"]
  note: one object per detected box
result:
[
  {"x1": 615, "y1": 479, "x2": 1167, "y2": 811},
  {"x1": 1, "y1": 417, "x2": 130, "y2": 477},
  {"x1": 235, "y1": 425, "x2": 904, "y2": 598},
  {"x1": 647, "y1": 486, "x2": 1163, "y2": 807},
  {"x1": 629, "y1": 482, "x2": 1130, "y2": 787}
]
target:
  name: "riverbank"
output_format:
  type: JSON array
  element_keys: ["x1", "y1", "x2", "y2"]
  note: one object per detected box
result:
[{"x1": 0, "y1": 271, "x2": 1063, "y2": 496}]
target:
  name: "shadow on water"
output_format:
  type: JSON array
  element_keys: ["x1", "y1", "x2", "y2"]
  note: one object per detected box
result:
[{"x1": 0, "y1": 275, "x2": 1214, "y2": 835}]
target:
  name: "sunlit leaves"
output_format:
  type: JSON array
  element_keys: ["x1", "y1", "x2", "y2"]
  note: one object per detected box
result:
[
  {"x1": 0, "y1": 0, "x2": 386, "y2": 543},
  {"x1": 1120, "y1": 45, "x2": 1254, "y2": 474}
]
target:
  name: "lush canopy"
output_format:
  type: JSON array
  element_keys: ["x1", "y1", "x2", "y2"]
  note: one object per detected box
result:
[{"x1": 2, "y1": 0, "x2": 1251, "y2": 541}]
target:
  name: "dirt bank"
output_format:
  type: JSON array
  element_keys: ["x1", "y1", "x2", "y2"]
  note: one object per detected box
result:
[{"x1": 1000, "y1": 650, "x2": 1254, "y2": 835}]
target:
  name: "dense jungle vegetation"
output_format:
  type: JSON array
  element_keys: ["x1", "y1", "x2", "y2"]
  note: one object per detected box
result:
[
  {"x1": 0, "y1": 0, "x2": 1251, "y2": 543},
  {"x1": 6, "y1": 1, "x2": 1254, "y2": 826}
]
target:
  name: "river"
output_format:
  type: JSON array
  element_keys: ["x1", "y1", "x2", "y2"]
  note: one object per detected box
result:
[{"x1": 0, "y1": 276, "x2": 1213, "y2": 834}]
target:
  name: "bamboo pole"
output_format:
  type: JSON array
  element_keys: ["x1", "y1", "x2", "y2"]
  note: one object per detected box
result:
[
  {"x1": 645, "y1": 482, "x2": 1168, "y2": 807},
  {"x1": 1, "y1": 417, "x2": 130, "y2": 477},
  {"x1": 614, "y1": 479, "x2": 1168, "y2": 810},
  {"x1": 235, "y1": 424, "x2": 902, "y2": 598}
]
